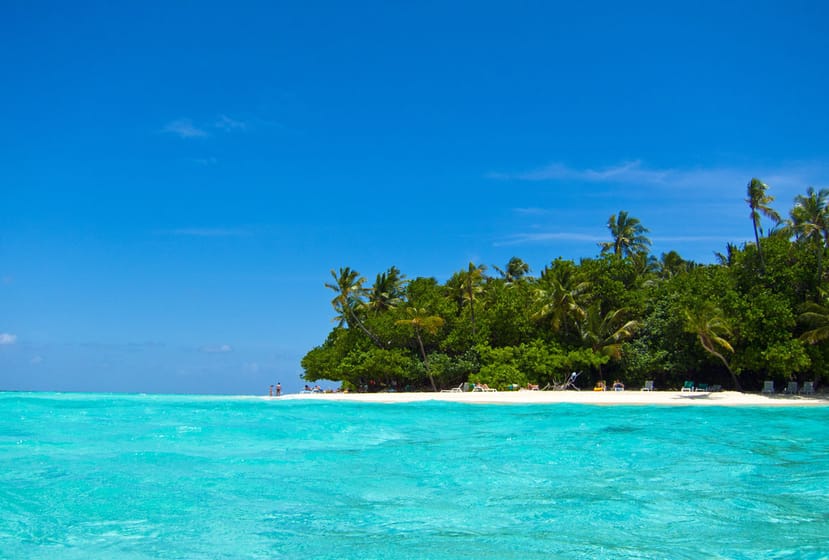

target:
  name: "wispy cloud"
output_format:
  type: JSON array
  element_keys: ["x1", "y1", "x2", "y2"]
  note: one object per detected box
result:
[
  {"x1": 495, "y1": 231, "x2": 605, "y2": 247},
  {"x1": 200, "y1": 344, "x2": 233, "y2": 354},
  {"x1": 162, "y1": 228, "x2": 250, "y2": 237},
  {"x1": 488, "y1": 160, "x2": 828, "y2": 194},
  {"x1": 163, "y1": 114, "x2": 249, "y2": 139},
  {"x1": 513, "y1": 207, "x2": 553, "y2": 216},
  {"x1": 215, "y1": 114, "x2": 247, "y2": 132},
  {"x1": 0, "y1": 333, "x2": 17, "y2": 345},
  {"x1": 30, "y1": 355, "x2": 43, "y2": 364},
  {"x1": 163, "y1": 119, "x2": 209, "y2": 138}
]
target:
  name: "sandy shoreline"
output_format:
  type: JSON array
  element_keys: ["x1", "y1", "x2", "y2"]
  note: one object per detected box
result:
[{"x1": 278, "y1": 390, "x2": 828, "y2": 406}]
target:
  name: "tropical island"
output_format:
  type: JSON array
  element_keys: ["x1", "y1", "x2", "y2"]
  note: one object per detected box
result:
[{"x1": 301, "y1": 180, "x2": 829, "y2": 394}]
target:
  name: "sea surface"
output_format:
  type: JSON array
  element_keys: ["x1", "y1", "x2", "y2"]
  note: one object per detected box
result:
[{"x1": 1, "y1": 392, "x2": 828, "y2": 559}]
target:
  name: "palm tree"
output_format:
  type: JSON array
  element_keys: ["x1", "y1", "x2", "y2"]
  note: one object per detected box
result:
[
  {"x1": 799, "y1": 289, "x2": 829, "y2": 345},
  {"x1": 325, "y1": 267, "x2": 383, "y2": 347},
  {"x1": 460, "y1": 262, "x2": 486, "y2": 338},
  {"x1": 789, "y1": 186, "x2": 829, "y2": 291},
  {"x1": 683, "y1": 304, "x2": 741, "y2": 391},
  {"x1": 714, "y1": 243, "x2": 740, "y2": 267},
  {"x1": 493, "y1": 257, "x2": 530, "y2": 284},
  {"x1": 576, "y1": 304, "x2": 640, "y2": 380},
  {"x1": 599, "y1": 210, "x2": 652, "y2": 259},
  {"x1": 396, "y1": 308, "x2": 445, "y2": 391},
  {"x1": 533, "y1": 259, "x2": 588, "y2": 335},
  {"x1": 745, "y1": 178, "x2": 781, "y2": 272},
  {"x1": 366, "y1": 266, "x2": 406, "y2": 314}
]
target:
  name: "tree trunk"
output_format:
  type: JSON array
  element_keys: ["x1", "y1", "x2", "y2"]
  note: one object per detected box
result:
[{"x1": 415, "y1": 329, "x2": 437, "y2": 391}]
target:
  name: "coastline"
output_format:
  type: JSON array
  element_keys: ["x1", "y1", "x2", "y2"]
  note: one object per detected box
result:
[{"x1": 278, "y1": 390, "x2": 829, "y2": 406}]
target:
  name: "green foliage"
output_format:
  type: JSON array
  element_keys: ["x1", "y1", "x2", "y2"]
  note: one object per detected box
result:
[{"x1": 303, "y1": 189, "x2": 829, "y2": 391}]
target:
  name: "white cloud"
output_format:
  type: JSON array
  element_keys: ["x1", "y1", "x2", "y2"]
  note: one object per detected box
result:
[
  {"x1": 0, "y1": 333, "x2": 17, "y2": 345},
  {"x1": 494, "y1": 231, "x2": 605, "y2": 247},
  {"x1": 200, "y1": 344, "x2": 233, "y2": 354},
  {"x1": 163, "y1": 228, "x2": 249, "y2": 237},
  {"x1": 30, "y1": 355, "x2": 43, "y2": 365},
  {"x1": 215, "y1": 114, "x2": 247, "y2": 131},
  {"x1": 488, "y1": 160, "x2": 829, "y2": 196},
  {"x1": 163, "y1": 119, "x2": 209, "y2": 138}
]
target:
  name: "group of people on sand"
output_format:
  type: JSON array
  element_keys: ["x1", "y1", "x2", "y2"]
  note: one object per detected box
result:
[{"x1": 269, "y1": 383, "x2": 282, "y2": 397}]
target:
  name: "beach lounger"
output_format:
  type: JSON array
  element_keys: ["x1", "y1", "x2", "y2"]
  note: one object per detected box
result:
[
  {"x1": 640, "y1": 380, "x2": 654, "y2": 392},
  {"x1": 710, "y1": 384, "x2": 722, "y2": 392},
  {"x1": 473, "y1": 384, "x2": 497, "y2": 392},
  {"x1": 681, "y1": 381, "x2": 694, "y2": 393},
  {"x1": 800, "y1": 381, "x2": 815, "y2": 395},
  {"x1": 441, "y1": 383, "x2": 464, "y2": 393},
  {"x1": 761, "y1": 381, "x2": 775, "y2": 394},
  {"x1": 783, "y1": 381, "x2": 798, "y2": 395},
  {"x1": 695, "y1": 383, "x2": 709, "y2": 392}
]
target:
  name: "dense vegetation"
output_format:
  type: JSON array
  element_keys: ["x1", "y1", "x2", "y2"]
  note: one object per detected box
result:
[{"x1": 302, "y1": 180, "x2": 829, "y2": 392}]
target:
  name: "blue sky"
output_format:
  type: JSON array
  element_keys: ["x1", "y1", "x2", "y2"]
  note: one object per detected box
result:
[{"x1": 2, "y1": 1, "x2": 828, "y2": 394}]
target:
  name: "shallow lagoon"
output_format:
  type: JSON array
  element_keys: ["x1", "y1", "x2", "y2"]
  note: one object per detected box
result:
[{"x1": 1, "y1": 393, "x2": 828, "y2": 559}]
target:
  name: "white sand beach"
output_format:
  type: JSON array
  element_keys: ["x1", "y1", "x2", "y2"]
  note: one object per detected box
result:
[{"x1": 280, "y1": 390, "x2": 828, "y2": 406}]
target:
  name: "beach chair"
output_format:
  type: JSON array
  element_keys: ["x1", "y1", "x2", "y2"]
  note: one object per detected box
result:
[
  {"x1": 640, "y1": 380, "x2": 654, "y2": 392},
  {"x1": 695, "y1": 383, "x2": 709, "y2": 392},
  {"x1": 800, "y1": 381, "x2": 815, "y2": 395},
  {"x1": 761, "y1": 381, "x2": 775, "y2": 394},
  {"x1": 441, "y1": 383, "x2": 464, "y2": 393},
  {"x1": 783, "y1": 381, "x2": 798, "y2": 395},
  {"x1": 681, "y1": 381, "x2": 695, "y2": 393},
  {"x1": 710, "y1": 384, "x2": 722, "y2": 392}
]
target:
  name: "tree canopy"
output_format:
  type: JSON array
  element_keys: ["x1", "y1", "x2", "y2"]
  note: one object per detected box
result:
[{"x1": 303, "y1": 190, "x2": 829, "y2": 392}]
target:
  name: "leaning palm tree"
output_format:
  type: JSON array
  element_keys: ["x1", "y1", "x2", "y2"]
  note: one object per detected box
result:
[
  {"x1": 683, "y1": 304, "x2": 741, "y2": 391},
  {"x1": 366, "y1": 266, "x2": 406, "y2": 314},
  {"x1": 396, "y1": 308, "x2": 445, "y2": 391},
  {"x1": 789, "y1": 186, "x2": 829, "y2": 291},
  {"x1": 599, "y1": 210, "x2": 652, "y2": 259},
  {"x1": 745, "y1": 178, "x2": 781, "y2": 272},
  {"x1": 576, "y1": 304, "x2": 640, "y2": 380},
  {"x1": 325, "y1": 267, "x2": 383, "y2": 347}
]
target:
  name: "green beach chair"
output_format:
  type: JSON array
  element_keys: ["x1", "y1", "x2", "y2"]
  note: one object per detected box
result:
[{"x1": 681, "y1": 381, "x2": 694, "y2": 393}]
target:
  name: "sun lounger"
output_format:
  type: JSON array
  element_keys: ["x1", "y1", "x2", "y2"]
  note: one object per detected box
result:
[
  {"x1": 441, "y1": 383, "x2": 464, "y2": 393},
  {"x1": 473, "y1": 384, "x2": 497, "y2": 392},
  {"x1": 710, "y1": 384, "x2": 722, "y2": 392},
  {"x1": 681, "y1": 381, "x2": 694, "y2": 392},
  {"x1": 800, "y1": 381, "x2": 815, "y2": 395},
  {"x1": 761, "y1": 381, "x2": 775, "y2": 394},
  {"x1": 783, "y1": 381, "x2": 798, "y2": 395},
  {"x1": 640, "y1": 380, "x2": 654, "y2": 392},
  {"x1": 695, "y1": 383, "x2": 709, "y2": 392}
]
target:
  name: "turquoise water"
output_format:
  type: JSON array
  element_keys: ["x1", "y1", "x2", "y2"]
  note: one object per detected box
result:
[{"x1": 1, "y1": 393, "x2": 828, "y2": 559}]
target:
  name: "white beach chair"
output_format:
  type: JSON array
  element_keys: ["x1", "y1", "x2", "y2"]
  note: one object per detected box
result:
[
  {"x1": 441, "y1": 383, "x2": 464, "y2": 393},
  {"x1": 640, "y1": 380, "x2": 654, "y2": 392},
  {"x1": 783, "y1": 381, "x2": 798, "y2": 394},
  {"x1": 761, "y1": 381, "x2": 775, "y2": 394},
  {"x1": 800, "y1": 381, "x2": 815, "y2": 395}
]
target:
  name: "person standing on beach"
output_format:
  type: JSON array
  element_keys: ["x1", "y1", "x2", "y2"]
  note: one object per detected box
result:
[
  {"x1": 276, "y1": 382, "x2": 281, "y2": 397},
  {"x1": 269, "y1": 385, "x2": 274, "y2": 397}
]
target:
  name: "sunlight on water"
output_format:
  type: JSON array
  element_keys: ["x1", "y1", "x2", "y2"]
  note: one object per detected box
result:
[{"x1": 1, "y1": 393, "x2": 828, "y2": 559}]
